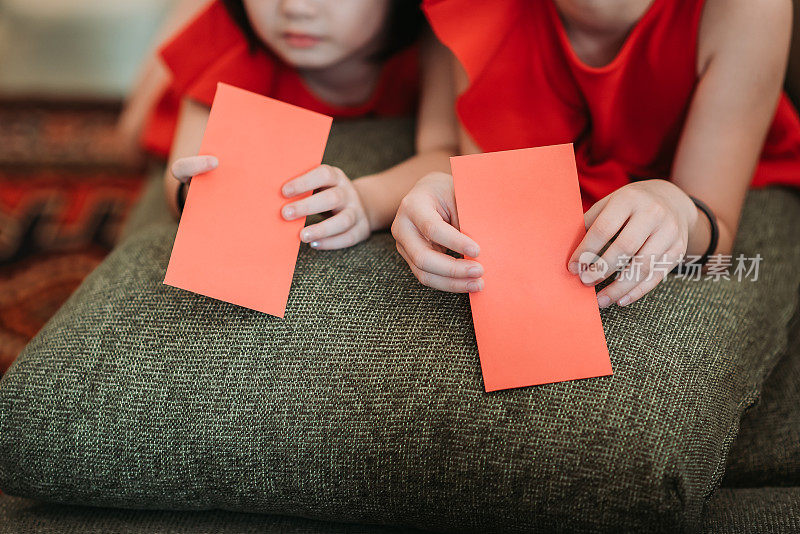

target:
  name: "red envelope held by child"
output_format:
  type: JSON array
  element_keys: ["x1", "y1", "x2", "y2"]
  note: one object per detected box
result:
[
  {"x1": 451, "y1": 144, "x2": 613, "y2": 391},
  {"x1": 164, "y1": 83, "x2": 332, "y2": 317}
]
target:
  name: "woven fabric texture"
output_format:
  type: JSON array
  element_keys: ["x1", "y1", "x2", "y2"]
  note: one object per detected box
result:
[
  {"x1": 701, "y1": 487, "x2": 800, "y2": 533},
  {"x1": 122, "y1": 119, "x2": 800, "y2": 494},
  {"x1": 723, "y1": 295, "x2": 800, "y2": 487},
  {"x1": 1, "y1": 118, "x2": 800, "y2": 533},
  {"x1": 3, "y1": 489, "x2": 799, "y2": 534},
  {"x1": 0, "y1": 494, "x2": 420, "y2": 534}
]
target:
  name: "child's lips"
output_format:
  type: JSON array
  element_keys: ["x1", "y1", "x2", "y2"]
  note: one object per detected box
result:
[{"x1": 283, "y1": 32, "x2": 322, "y2": 49}]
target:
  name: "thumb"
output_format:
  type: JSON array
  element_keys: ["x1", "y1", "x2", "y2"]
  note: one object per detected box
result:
[{"x1": 171, "y1": 155, "x2": 219, "y2": 184}]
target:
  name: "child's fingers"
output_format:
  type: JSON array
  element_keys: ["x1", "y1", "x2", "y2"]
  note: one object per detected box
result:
[
  {"x1": 395, "y1": 218, "x2": 484, "y2": 279},
  {"x1": 579, "y1": 213, "x2": 657, "y2": 285},
  {"x1": 282, "y1": 187, "x2": 344, "y2": 220},
  {"x1": 595, "y1": 229, "x2": 680, "y2": 308},
  {"x1": 405, "y1": 203, "x2": 480, "y2": 257},
  {"x1": 170, "y1": 156, "x2": 218, "y2": 183},
  {"x1": 568, "y1": 199, "x2": 630, "y2": 273},
  {"x1": 307, "y1": 227, "x2": 365, "y2": 250},
  {"x1": 397, "y1": 242, "x2": 484, "y2": 293},
  {"x1": 300, "y1": 209, "x2": 357, "y2": 243},
  {"x1": 615, "y1": 266, "x2": 672, "y2": 307},
  {"x1": 582, "y1": 195, "x2": 612, "y2": 230},
  {"x1": 282, "y1": 165, "x2": 342, "y2": 197}
]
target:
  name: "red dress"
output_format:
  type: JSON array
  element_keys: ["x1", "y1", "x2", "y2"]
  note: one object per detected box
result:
[
  {"x1": 142, "y1": 1, "x2": 419, "y2": 158},
  {"x1": 423, "y1": 0, "x2": 800, "y2": 210}
]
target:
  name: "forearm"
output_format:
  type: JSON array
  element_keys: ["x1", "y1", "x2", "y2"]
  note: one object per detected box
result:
[
  {"x1": 352, "y1": 148, "x2": 455, "y2": 231},
  {"x1": 164, "y1": 98, "x2": 211, "y2": 218},
  {"x1": 675, "y1": 0, "x2": 791, "y2": 260},
  {"x1": 119, "y1": 0, "x2": 210, "y2": 149}
]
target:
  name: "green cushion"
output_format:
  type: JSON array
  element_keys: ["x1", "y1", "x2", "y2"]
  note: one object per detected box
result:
[
  {"x1": 4, "y1": 489, "x2": 799, "y2": 534},
  {"x1": 1, "y1": 117, "x2": 799, "y2": 532},
  {"x1": 723, "y1": 296, "x2": 800, "y2": 487},
  {"x1": 702, "y1": 487, "x2": 800, "y2": 533},
  {"x1": 0, "y1": 494, "x2": 420, "y2": 534}
]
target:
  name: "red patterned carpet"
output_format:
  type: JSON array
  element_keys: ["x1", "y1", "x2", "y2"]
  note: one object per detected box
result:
[{"x1": 0, "y1": 100, "x2": 147, "y2": 374}]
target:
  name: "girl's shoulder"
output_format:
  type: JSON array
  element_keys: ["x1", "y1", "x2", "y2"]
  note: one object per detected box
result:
[{"x1": 697, "y1": 0, "x2": 791, "y2": 75}]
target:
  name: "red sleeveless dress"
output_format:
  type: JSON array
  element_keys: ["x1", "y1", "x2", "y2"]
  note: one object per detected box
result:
[
  {"x1": 142, "y1": 1, "x2": 419, "y2": 158},
  {"x1": 423, "y1": 0, "x2": 800, "y2": 210}
]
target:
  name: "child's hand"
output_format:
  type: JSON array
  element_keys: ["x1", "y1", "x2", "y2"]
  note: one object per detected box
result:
[
  {"x1": 568, "y1": 179, "x2": 698, "y2": 308},
  {"x1": 391, "y1": 172, "x2": 484, "y2": 293},
  {"x1": 281, "y1": 165, "x2": 370, "y2": 250},
  {"x1": 170, "y1": 155, "x2": 219, "y2": 184}
]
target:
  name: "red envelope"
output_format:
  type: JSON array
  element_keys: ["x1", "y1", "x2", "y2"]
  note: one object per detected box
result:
[
  {"x1": 450, "y1": 144, "x2": 612, "y2": 391},
  {"x1": 164, "y1": 83, "x2": 332, "y2": 317}
]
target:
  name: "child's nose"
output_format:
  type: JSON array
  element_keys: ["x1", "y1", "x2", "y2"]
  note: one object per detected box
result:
[{"x1": 279, "y1": 0, "x2": 318, "y2": 19}]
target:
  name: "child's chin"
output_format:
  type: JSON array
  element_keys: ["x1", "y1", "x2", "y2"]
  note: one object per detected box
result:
[{"x1": 273, "y1": 46, "x2": 344, "y2": 70}]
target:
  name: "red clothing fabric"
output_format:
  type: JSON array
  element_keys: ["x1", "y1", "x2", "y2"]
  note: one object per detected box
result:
[
  {"x1": 423, "y1": 0, "x2": 800, "y2": 210},
  {"x1": 142, "y1": 1, "x2": 419, "y2": 158}
]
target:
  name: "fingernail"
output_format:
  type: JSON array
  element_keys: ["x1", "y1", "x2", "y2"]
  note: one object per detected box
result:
[
  {"x1": 618, "y1": 295, "x2": 631, "y2": 306},
  {"x1": 207, "y1": 156, "x2": 219, "y2": 167},
  {"x1": 300, "y1": 230, "x2": 311, "y2": 242},
  {"x1": 466, "y1": 279, "x2": 484, "y2": 292},
  {"x1": 282, "y1": 186, "x2": 294, "y2": 197},
  {"x1": 466, "y1": 246, "x2": 479, "y2": 257},
  {"x1": 568, "y1": 262, "x2": 579, "y2": 275},
  {"x1": 597, "y1": 295, "x2": 611, "y2": 308},
  {"x1": 467, "y1": 266, "x2": 482, "y2": 277},
  {"x1": 310, "y1": 241, "x2": 319, "y2": 248},
  {"x1": 283, "y1": 207, "x2": 294, "y2": 219},
  {"x1": 580, "y1": 272, "x2": 597, "y2": 285}
]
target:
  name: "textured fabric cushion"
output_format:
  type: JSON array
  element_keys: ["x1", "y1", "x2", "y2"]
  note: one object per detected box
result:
[
  {"x1": 3, "y1": 489, "x2": 798, "y2": 534},
  {"x1": 1, "y1": 117, "x2": 800, "y2": 533},
  {"x1": 702, "y1": 488, "x2": 800, "y2": 534},
  {"x1": 0, "y1": 494, "x2": 420, "y2": 534},
  {"x1": 723, "y1": 298, "x2": 800, "y2": 487}
]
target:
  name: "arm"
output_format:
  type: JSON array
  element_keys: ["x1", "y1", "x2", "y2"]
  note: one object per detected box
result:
[
  {"x1": 352, "y1": 31, "x2": 461, "y2": 231},
  {"x1": 569, "y1": 0, "x2": 792, "y2": 307},
  {"x1": 116, "y1": 0, "x2": 211, "y2": 155},
  {"x1": 672, "y1": 0, "x2": 792, "y2": 256},
  {"x1": 391, "y1": 42, "x2": 487, "y2": 292},
  {"x1": 280, "y1": 31, "x2": 462, "y2": 250},
  {"x1": 164, "y1": 98, "x2": 212, "y2": 216}
]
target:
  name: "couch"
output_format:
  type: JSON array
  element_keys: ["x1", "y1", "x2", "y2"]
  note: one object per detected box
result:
[{"x1": 0, "y1": 115, "x2": 799, "y2": 532}]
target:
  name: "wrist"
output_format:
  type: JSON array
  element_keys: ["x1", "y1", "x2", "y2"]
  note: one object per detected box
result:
[
  {"x1": 352, "y1": 177, "x2": 381, "y2": 232},
  {"x1": 687, "y1": 195, "x2": 719, "y2": 263}
]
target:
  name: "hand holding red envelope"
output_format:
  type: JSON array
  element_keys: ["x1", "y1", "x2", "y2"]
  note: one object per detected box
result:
[
  {"x1": 164, "y1": 83, "x2": 332, "y2": 317},
  {"x1": 164, "y1": 85, "x2": 609, "y2": 391},
  {"x1": 451, "y1": 145, "x2": 613, "y2": 391}
]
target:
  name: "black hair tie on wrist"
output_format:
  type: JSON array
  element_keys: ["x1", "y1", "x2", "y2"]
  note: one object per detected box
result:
[
  {"x1": 689, "y1": 195, "x2": 719, "y2": 265},
  {"x1": 177, "y1": 181, "x2": 188, "y2": 215}
]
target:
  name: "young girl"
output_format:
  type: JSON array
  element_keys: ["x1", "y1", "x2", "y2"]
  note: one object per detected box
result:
[
  {"x1": 392, "y1": 0, "x2": 800, "y2": 307},
  {"x1": 160, "y1": 0, "x2": 459, "y2": 250}
]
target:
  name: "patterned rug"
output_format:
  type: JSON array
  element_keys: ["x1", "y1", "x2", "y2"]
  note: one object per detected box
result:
[{"x1": 0, "y1": 100, "x2": 148, "y2": 374}]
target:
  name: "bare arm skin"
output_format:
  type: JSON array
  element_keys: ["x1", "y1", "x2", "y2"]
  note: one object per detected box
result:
[
  {"x1": 350, "y1": 31, "x2": 461, "y2": 231},
  {"x1": 116, "y1": 0, "x2": 211, "y2": 156},
  {"x1": 164, "y1": 98, "x2": 211, "y2": 215},
  {"x1": 672, "y1": 0, "x2": 792, "y2": 257},
  {"x1": 570, "y1": 0, "x2": 792, "y2": 307}
]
